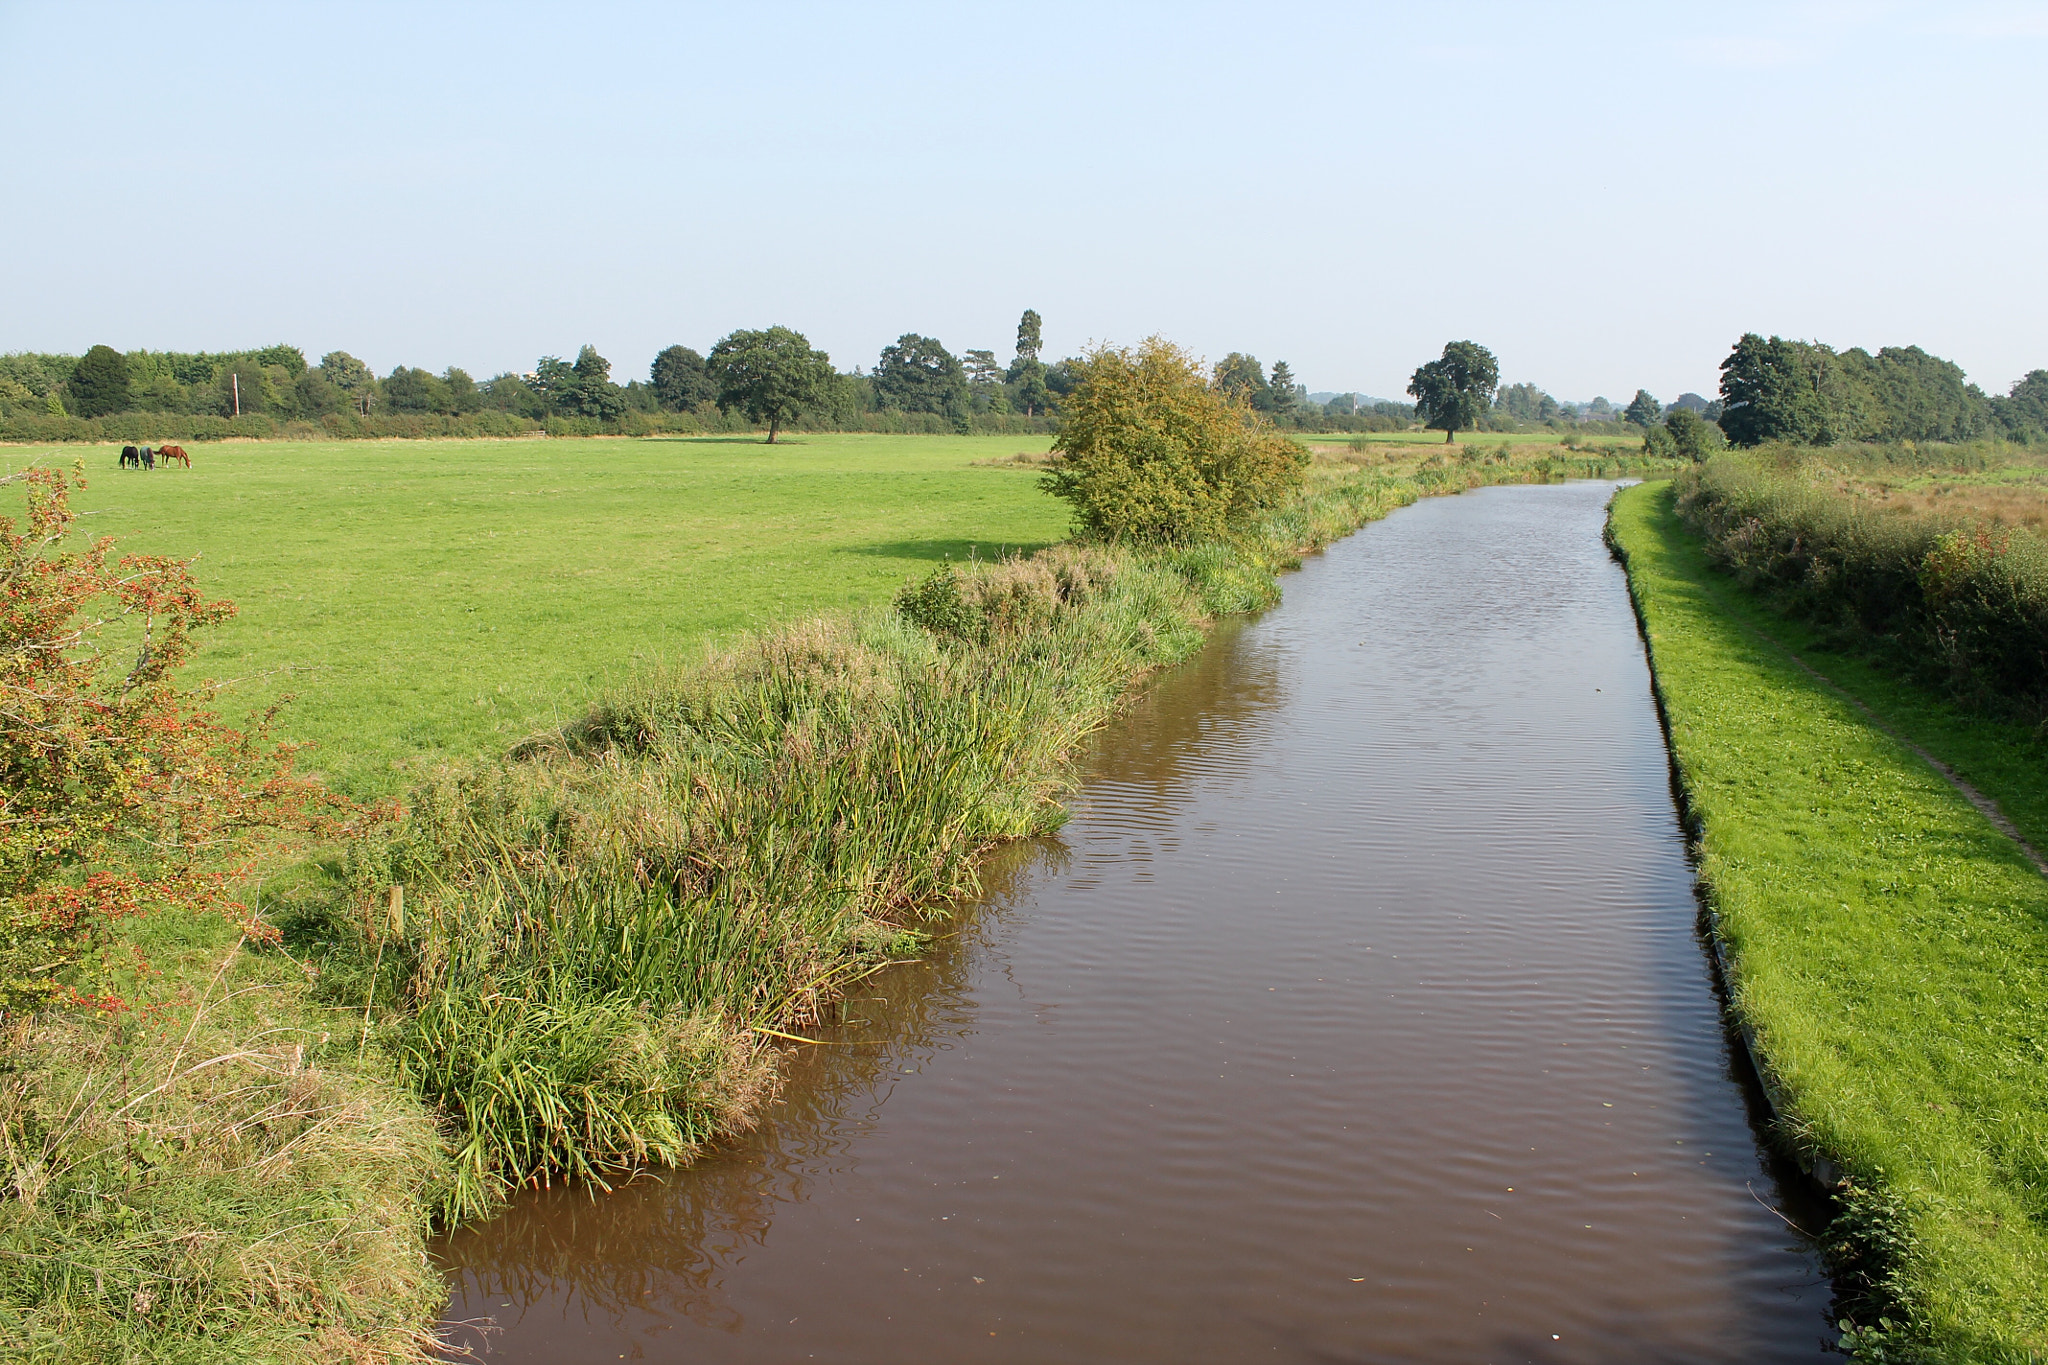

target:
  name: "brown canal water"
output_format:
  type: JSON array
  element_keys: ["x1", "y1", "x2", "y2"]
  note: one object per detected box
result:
[{"x1": 438, "y1": 481, "x2": 1834, "y2": 1363}]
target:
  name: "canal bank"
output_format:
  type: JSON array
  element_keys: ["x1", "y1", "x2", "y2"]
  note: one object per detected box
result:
[
  {"x1": 1609, "y1": 480, "x2": 2048, "y2": 1359},
  {"x1": 440, "y1": 481, "x2": 1833, "y2": 1363}
]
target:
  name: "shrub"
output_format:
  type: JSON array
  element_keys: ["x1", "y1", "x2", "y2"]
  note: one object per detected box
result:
[
  {"x1": 1040, "y1": 338, "x2": 1307, "y2": 543},
  {"x1": 0, "y1": 464, "x2": 367, "y2": 1013},
  {"x1": 1674, "y1": 454, "x2": 2048, "y2": 711}
]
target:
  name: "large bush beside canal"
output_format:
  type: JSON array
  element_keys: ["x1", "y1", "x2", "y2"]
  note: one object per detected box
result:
[{"x1": 1040, "y1": 338, "x2": 1308, "y2": 543}]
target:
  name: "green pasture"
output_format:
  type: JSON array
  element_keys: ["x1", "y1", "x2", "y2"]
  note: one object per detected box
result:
[{"x1": 3, "y1": 434, "x2": 1067, "y2": 795}]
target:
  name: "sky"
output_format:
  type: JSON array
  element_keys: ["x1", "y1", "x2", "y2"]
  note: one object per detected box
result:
[{"x1": 3, "y1": 0, "x2": 2044, "y2": 404}]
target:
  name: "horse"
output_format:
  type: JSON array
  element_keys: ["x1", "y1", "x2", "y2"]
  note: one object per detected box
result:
[
  {"x1": 141, "y1": 447, "x2": 155, "y2": 470},
  {"x1": 157, "y1": 444, "x2": 190, "y2": 467},
  {"x1": 119, "y1": 445, "x2": 140, "y2": 468}
]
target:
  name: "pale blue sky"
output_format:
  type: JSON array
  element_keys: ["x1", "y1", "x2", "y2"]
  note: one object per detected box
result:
[{"x1": 4, "y1": 1, "x2": 2043, "y2": 403}]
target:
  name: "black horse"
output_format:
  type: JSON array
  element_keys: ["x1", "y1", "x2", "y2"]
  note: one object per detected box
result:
[{"x1": 120, "y1": 445, "x2": 140, "y2": 468}]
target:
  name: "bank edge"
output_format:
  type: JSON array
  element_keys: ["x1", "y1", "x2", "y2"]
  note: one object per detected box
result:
[{"x1": 1608, "y1": 480, "x2": 2048, "y2": 1361}]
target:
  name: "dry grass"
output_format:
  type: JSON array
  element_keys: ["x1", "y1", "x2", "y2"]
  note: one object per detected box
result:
[{"x1": 0, "y1": 939, "x2": 449, "y2": 1363}]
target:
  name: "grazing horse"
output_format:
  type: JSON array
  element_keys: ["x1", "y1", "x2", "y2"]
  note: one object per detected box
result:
[
  {"x1": 141, "y1": 446, "x2": 155, "y2": 470},
  {"x1": 120, "y1": 445, "x2": 140, "y2": 467},
  {"x1": 157, "y1": 444, "x2": 190, "y2": 467}
]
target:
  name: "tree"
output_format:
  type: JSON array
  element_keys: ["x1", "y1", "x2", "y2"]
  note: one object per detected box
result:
[
  {"x1": 1212, "y1": 353, "x2": 1271, "y2": 410},
  {"x1": 1016, "y1": 309, "x2": 1043, "y2": 363},
  {"x1": 1717, "y1": 333, "x2": 1843, "y2": 446},
  {"x1": 963, "y1": 349, "x2": 1003, "y2": 390},
  {"x1": 569, "y1": 345, "x2": 625, "y2": 420},
  {"x1": 443, "y1": 367, "x2": 481, "y2": 414},
  {"x1": 650, "y1": 345, "x2": 713, "y2": 411},
  {"x1": 319, "y1": 351, "x2": 372, "y2": 393},
  {"x1": 706, "y1": 326, "x2": 834, "y2": 443},
  {"x1": 1407, "y1": 341, "x2": 1499, "y2": 443},
  {"x1": 1, "y1": 465, "x2": 363, "y2": 1012},
  {"x1": 68, "y1": 345, "x2": 130, "y2": 418},
  {"x1": 383, "y1": 365, "x2": 451, "y2": 414},
  {"x1": 1662, "y1": 407, "x2": 1724, "y2": 461},
  {"x1": 1268, "y1": 361, "x2": 1299, "y2": 420},
  {"x1": 1623, "y1": 389, "x2": 1662, "y2": 427},
  {"x1": 1041, "y1": 337, "x2": 1307, "y2": 544},
  {"x1": 873, "y1": 334, "x2": 968, "y2": 415}
]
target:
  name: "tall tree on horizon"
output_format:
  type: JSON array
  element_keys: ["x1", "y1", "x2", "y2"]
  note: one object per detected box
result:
[
  {"x1": 707, "y1": 326, "x2": 834, "y2": 443},
  {"x1": 68, "y1": 345, "x2": 130, "y2": 418},
  {"x1": 1407, "y1": 341, "x2": 1499, "y2": 443}
]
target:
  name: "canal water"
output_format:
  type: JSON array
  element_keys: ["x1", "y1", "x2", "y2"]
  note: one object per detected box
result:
[{"x1": 438, "y1": 481, "x2": 1834, "y2": 1363}]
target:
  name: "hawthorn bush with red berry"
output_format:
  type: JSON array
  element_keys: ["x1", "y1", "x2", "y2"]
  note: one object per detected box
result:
[{"x1": 0, "y1": 463, "x2": 365, "y2": 1014}]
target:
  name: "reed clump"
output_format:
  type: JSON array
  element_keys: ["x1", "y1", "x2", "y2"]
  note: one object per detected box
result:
[{"x1": 301, "y1": 541, "x2": 1222, "y2": 1222}]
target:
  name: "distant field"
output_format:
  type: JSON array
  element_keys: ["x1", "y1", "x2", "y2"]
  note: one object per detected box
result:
[
  {"x1": 3, "y1": 434, "x2": 1068, "y2": 794},
  {"x1": 1826, "y1": 455, "x2": 2048, "y2": 533}
]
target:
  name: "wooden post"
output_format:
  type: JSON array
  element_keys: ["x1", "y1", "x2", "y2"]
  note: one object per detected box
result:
[{"x1": 231, "y1": 372, "x2": 241, "y2": 417}]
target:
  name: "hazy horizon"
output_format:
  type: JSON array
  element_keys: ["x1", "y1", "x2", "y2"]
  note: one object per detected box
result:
[{"x1": 4, "y1": 0, "x2": 2043, "y2": 405}]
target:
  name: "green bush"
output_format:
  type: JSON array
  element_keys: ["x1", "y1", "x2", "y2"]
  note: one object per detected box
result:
[{"x1": 1040, "y1": 338, "x2": 1307, "y2": 543}]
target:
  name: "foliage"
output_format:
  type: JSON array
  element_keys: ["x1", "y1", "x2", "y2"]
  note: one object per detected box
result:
[
  {"x1": 1623, "y1": 388, "x2": 1661, "y2": 427},
  {"x1": 1267, "y1": 360, "x2": 1299, "y2": 419},
  {"x1": 706, "y1": 326, "x2": 835, "y2": 443},
  {"x1": 1645, "y1": 407, "x2": 1724, "y2": 462},
  {"x1": 1718, "y1": 333, "x2": 2006, "y2": 447},
  {"x1": 893, "y1": 563, "x2": 982, "y2": 640},
  {"x1": 873, "y1": 333, "x2": 968, "y2": 417},
  {"x1": 67, "y1": 346, "x2": 130, "y2": 420},
  {"x1": 650, "y1": 344, "x2": 713, "y2": 411},
  {"x1": 1212, "y1": 352, "x2": 1272, "y2": 411},
  {"x1": 1674, "y1": 453, "x2": 2048, "y2": 713},
  {"x1": 1041, "y1": 338, "x2": 1307, "y2": 543},
  {"x1": 1609, "y1": 482, "x2": 2048, "y2": 1359},
  {"x1": 0, "y1": 465, "x2": 365, "y2": 1012},
  {"x1": 1407, "y1": 340, "x2": 1499, "y2": 442}
]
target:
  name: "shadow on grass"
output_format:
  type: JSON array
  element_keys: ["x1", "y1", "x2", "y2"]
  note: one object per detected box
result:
[
  {"x1": 838, "y1": 538, "x2": 1057, "y2": 564},
  {"x1": 635, "y1": 435, "x2": 786, "y2": 447}
]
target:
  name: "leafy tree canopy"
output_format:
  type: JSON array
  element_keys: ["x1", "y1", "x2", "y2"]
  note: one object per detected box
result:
[
  {"x1": 1212, "y1": 353, "x2": 1271, "y2": 411},
  {"x1": 650, "y1": 345, "x2": 713, "y2": 411},
  {"x1": 706, "y1": 326, "x2": 834, "y2": 443},
  {"x1": 1268, "y1": 361, "x2": 1299, "y2": 418},
  {"x1": 1041, "y1": 337, "x2": 1307, "y2": 544},
  {"x1": 319, "y1": 351, "x2": 372, "y2": 391},
  {"x1": 68, "y1": 345, "x2": 130, "y2": 419},
  {"x1": 873, "y1": 333, "x2": 968, "y2": 416},
  {"x1": 1015, "y1": 309, "x2": 1042, "y2": 363},
  {"x1": 1407, "y1": 341, "x2": 1499, "y2": 442},
  {"x1": 1623, "y1": 389, "x2": 1662, "y2": 427}
]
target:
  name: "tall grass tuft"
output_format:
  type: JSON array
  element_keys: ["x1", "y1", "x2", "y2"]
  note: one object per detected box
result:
[{"x1": 0, "y1": 950, "x2": 448, "y2": 1363}]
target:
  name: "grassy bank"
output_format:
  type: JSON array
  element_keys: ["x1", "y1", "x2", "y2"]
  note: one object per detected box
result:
[
  {"x1": 1609, "y1": 481, "x2": 2048, "y2": 1360},
  {"x1": 1, "y1": 443, "x2": 1680, "y2": 1362}
]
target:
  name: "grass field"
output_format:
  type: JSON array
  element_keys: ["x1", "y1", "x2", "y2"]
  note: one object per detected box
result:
[
  {"x1": 1610, "y1": 481, "x2": 2048, "y2": 1358},
  {"x1": 1, "y1": 434, "x2": 1069, "y2": 795}
]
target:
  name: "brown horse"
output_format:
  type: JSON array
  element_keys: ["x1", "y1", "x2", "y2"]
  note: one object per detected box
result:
[{"x1": 157, "y1": 444, "x2": 191, "y2": 467}]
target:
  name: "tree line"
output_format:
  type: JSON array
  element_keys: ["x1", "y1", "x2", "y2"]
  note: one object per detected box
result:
[{"x1": 10, "y1": 324, "x2": 2044, "y2": 450}]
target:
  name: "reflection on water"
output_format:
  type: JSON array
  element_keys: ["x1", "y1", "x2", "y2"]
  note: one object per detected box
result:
[{"x1": 440, "y1": 482, "x2": 1833, "y2": 1363}]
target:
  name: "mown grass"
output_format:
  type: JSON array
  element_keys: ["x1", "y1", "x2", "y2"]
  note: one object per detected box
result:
[
  {"x1": 1610, "y1": 480, "x2": 2048, "y2": 1361},
  {"x1": 0, "y1": 434, "x2": 1071, "y2": 796}
]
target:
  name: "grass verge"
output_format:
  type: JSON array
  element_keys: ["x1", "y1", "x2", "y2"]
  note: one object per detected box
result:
[{"x1": 1609, "y1": 480, "x2": 2048, "y2": 1361}]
